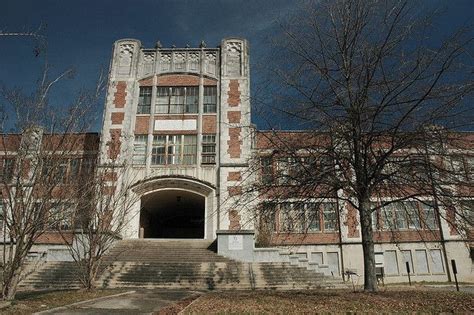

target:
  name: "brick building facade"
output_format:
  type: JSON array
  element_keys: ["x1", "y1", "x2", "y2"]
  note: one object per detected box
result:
[{"x1": 1, "y1": 38, "x2": 472, "y2": 284}]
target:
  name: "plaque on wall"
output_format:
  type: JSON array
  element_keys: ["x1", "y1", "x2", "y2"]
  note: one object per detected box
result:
[{"x1": 228, "y1": 235, "x2": 243, "y2": 250}]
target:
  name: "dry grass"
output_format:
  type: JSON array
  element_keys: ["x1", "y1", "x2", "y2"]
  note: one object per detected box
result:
[
  {"x1": 1, "y1": 289, "x2": 125, "y2": 314},
  {"x1": 183, "y1": 288, "x2": 474, "y2": 314}
]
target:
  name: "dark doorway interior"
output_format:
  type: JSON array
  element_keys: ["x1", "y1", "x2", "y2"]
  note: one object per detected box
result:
[{"x1": 139, "y1": 190, "x2": 205, "y2": 239}]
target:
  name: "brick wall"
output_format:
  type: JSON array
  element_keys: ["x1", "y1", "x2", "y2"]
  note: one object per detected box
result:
[
  {"x1": 202, "y1": 115, "x2": 217, "y2": 134},
  {"x1": 227, "y1": 111, "x2": 241, "y2": 124},
  {"x1": 227, "y1": 127, "x2": 242, "y2": 158},
  {"x1": 113, "y1": 81, "x2": 127, "y2": 108},
  {"x1": 228, "y1": 80, "x2": 240, "y2": 107},
  {"x1": 111, "y1": 112, "x2": 125, "y2": 125}
]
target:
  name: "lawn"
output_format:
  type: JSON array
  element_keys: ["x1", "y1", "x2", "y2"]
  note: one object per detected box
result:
[
  {"x1": 0, "y1": 289, "x2": 125, "y2": 314},
  {"x1": 181, "y1": 288, "x2": 473, "y2": 314}
]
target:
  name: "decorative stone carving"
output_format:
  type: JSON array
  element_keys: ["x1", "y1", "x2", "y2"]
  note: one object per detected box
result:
[
  {"x1": 117, "y1": 43, "x2": 134, "y2": 75},
  {"x1": 143, "y1": 52, "x2": 155, "y2": 75},
  {"x1": 173, "y1": 52, "x2": 186, "y2": 71},
  {"x1": 188, "y1": 52, "x2": 200, "y2": 71},
  {"x1": 205, "y1": 52, "x2": 217, "y2": 75},
  {"x1": 226, "y1": 41, "x2": 242, "y2": 76},
  {"x1": 160, "y1": 53, "x2": 171, "y2": 71}
]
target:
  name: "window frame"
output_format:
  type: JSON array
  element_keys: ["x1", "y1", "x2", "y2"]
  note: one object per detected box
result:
[
  {"x1": 137, "y1": 86, "x2": 152, "y2": 114},
  {"x1": 151, "y1": 134, "x2": 197, "y2": 166},
  {"x1": 155, "y1": 86, "x2": 199, "y2": 114},
  {"x1": 201, "y1": 134, "x2": 216, "y2": 164}
]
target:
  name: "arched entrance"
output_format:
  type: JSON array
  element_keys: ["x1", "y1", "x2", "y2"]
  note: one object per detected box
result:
[
  {"x1": 131, "y1": 176, "x2": 216, "y2": 240},
  {"x1": 139, "y1": 189, "x2": 205, "y2": 239}
]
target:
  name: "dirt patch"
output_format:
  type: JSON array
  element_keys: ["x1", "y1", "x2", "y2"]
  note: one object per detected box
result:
[
  {"x1": 156, "y1": 293, "x2": 201, "y2": 315},
  {"x1": 184, "y1": 288, "x2": 474, "y2": 314},
  {"x1": 2, "y1": 289, "x2": 125, "y2": 315}
]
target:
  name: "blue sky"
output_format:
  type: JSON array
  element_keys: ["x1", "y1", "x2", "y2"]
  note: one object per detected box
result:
[{"x1": 0, "y1": 0, "x2": 472, "y2": 131}]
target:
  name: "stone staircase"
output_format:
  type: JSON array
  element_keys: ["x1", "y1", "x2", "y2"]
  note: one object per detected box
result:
[
  {"x1": 95, "y1": 239, "x2": 342, "y2": 290},
  {"x1": 20, "y1": 261, "x2": 84, "y2": 290},
  {"x1": 21, "y1": 239, "x2": 344, "y2": 290}
]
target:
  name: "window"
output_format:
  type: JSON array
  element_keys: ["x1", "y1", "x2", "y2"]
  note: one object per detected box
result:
[
  {"x1": 260, "y1": 157, "x2": 273, "y2": 184},
  {"x1": 151, "y1": 135, "x2": 197, "y2": 165},
  {"x1": 182, "y1": 135, "x2": 197, "y2": 164},
  {"x1": 384, "y1": 250, "x2": 399, "y2": 275},
  {"x1": 155, "y1": 87, "x2": 198, "y2": 114},
  {"x1": 405, "y1": 202, "x2": 420, "y2": 230},
  {"x1": 401, "y1": 250, "x2": 414, "y2": 274},
  {"x1": 421, "y1": 202, "x2": 437, "y2": 229},
  {"x1": 323, "y1": 203, "x2": 337, "y2": 231},
  {"x1": 381, "y1": 204, "x2": 396, "y2": 230},
  {"x1": 49, "y1": 203, "x2": 72, "y2": 230},
  {"x1": 81, "y1": 157, "x2": 94, "y2": 175},
  {"x1": 395, "y1": 203, "x2": 408, "y2": 230},
  {"x1": 202, "y1": 134, "x2": 216, "y2": 164},
  {"x1": 327, "y1": 252, "x2": 340, "y2": 275},
  {"x1": 137, "y1": 87, "x2": 152, "y2": 114},
  {"x1": 280, "y1": 203, "x2": 295, "y2": 232},
  {"x1": 133, "y1": 135, "x2": 148, "y2": 165},
  {"x1": 415, "y1": 250, "x2": 429, "y2": 274},
  {"x1": 259, "y1": 203, "x2": 277, "y2": 232},
  {"x1": 203, "y1": 86, "x2": 217, "y2": 113},
  {"x1": 0, "y1": 158, "x2": 15, "y2": 183},
  {"x1": 69, "y1": 159, "x2": 81, "y2": 177},
  {"x1": 429, "y1": 249, "x2": 444, "y2": 274},
  {"x1": 0, "y1": 201, "x2": 4, "y2": 233},
  {"x1": 381, "y1": 201, "x2": 437, "y2": 230},
  {"x1": 277, "y1": 202, "x2": 336, "y2": 233},
  {"x1": 306, "y1": 203, "x2": 320, "y2": 231},
  {"x1": 277, "y1": 158, "x2": 291, "y2": 185}
]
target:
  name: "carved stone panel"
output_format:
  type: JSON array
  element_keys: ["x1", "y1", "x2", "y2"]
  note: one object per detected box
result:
[
  {"x1": 205, "y1": 52, "x2": 217, "y2": 75},
  {"x1": 225, "y1": 42, "x2": 242, "y2": 76},
  {"x1": 160, "y1": 53, "x2": 171, "y2": 72},
  {"x1": 117, "y1": 43, "x2": 134, "y2": 75},
  {"x1": 173, "y1": 52, "x2": 186, "y2": 71},
  {"x1": 143, "y1": 52, "x2": 155, "y2": 75},
  {"x1": 188, "y1": 52, "x2": 200, "y2": 72}
]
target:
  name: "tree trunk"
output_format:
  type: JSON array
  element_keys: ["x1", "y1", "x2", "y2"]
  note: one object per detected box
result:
[
  {"x1": 2, "y1": 268, "x2": 21, "y2": 300},
  {"x1": 360, "y1": 201, "x2": 378, "y2": 292}
]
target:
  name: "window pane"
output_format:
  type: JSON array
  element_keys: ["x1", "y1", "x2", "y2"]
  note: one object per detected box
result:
[
  {"x1": 203, "y1": 86, "x2": 217, "y2": 113},
  {"x1": 382, "y1": 204, "x2": 395, "y2": 230},
  {"x1": 202, "y1": 134, "x2": 216, "y2": 164},
  {"x1": 261, "y1": 157, "x2": 273, "y2": 184},
  {"x1": 405, "y1": 202, "x2": 420, "y2": 229},
  {"x1": 133, "y1": 135, "x2": 147, "y2": 165},
  {"x1": 306, "y1": 203, "x2": 320, "y2": 231},
  {"x1": 137, "y1": 87, "x2": 152, "y2": 114},
  {"x1": 323, "y1": 203, "x2": 336, "y2": 231},
  {"x1": 170, "y1": 87, "x2": 185, "y2": 114},
  {"x1": 280, "y1": 203, "x2": 293, "y2": 232},
  {"x1": 421, "y1": 202, "x2": 437, "y2": 229},
  {"x1": 155, "y1": 87, "x2": 169, "y2": 113},
  {"x1": 395, "y1": 202, "x2": 408, "y2": 230},
  {"x1": 185, "y1": 87, "x2": 198, "y2": 113}
]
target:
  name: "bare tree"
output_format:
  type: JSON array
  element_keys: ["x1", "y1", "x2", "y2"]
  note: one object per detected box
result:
[
  {"x1": 247, "y1": 0, "x2": 473, "y2": 292},
  {"x1": 59, "y1": 159, "x2": 139, "y2": 290},
  {"x1": 0, "y1": 63, "x2": 104, "y2": 299}
]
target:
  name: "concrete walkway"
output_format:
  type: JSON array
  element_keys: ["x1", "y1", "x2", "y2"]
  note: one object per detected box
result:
[{"x1": 38, "y1": 289, "x2": 200, "y2": 314}]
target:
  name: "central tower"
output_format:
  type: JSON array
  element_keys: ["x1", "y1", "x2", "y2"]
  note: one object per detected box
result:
[{"x1": 99, "y1": 38, "x2": 252, "y2": 239}]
